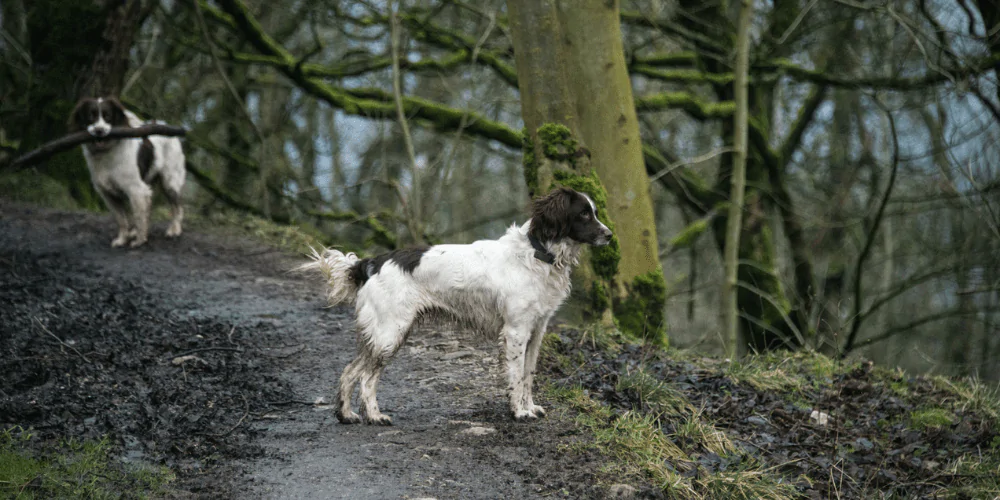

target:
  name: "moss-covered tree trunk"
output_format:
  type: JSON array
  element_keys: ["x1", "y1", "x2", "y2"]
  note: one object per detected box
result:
[
  {"x1": 507, "y1": 0, "x2": 667, "y2": 342},
  {"x1": 723, "y1": 0, "x2": 753, "y2": 359},
  {"x1": 678, "y1": 0, "x2": 802, "y2": 353}
]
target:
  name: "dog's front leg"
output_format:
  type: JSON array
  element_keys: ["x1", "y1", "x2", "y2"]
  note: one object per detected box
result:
[
  {"x1": 503, "y1": 323, "x2": 533, "y2": 421},
  {"x1": 521, "y1": 321, "x2": 549, "y2": 418},
  {"x1": 98, "y1": 189, "x2": 131, "y2": 247}
]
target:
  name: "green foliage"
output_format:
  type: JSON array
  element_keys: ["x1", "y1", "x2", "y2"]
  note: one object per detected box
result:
[
  {"x1": 0, "y1": 427, "x2": 174, "y2": 499},
  {"x1": 613, "y1": 268, "x2": 668, "y2": 344}
]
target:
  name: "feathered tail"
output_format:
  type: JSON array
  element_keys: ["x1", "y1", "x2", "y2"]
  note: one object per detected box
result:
[{"x1": 295, "y1": 247, "x2": 362, "y2": 306}]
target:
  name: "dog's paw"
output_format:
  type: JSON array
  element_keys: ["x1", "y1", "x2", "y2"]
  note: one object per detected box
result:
[
  {"x1": 111, "y1": 236, "x2": 129, "y2": 248},
  {"x1": 512, "y1": 409, "x2": 538, "y2": 422},
  {"x1": 129, "y1": 237, "x2": 147, "y2": 248},
  {"x1": 364, "y1": 414, "x2": 393, "y2": 426},
  {"x1": 165, "y1": 224, "x2": 182, "y2": 238},
  {"x1": 336, "y1": 410, "x2": 362, "y2": 425},
  {"x1": 528, "y1": 405, "x2": 547, "y2": 418}
]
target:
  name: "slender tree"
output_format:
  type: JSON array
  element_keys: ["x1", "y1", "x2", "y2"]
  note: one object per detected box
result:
[{"x1": 723, "y1": 0, "x2": 753, "y2": 359}]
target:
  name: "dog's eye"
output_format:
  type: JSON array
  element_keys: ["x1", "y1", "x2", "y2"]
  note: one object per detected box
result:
[{"x1": 580, "y1": 211, "x2": 590, "y2": 220}]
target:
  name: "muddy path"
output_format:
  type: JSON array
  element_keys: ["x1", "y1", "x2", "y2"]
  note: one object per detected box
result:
[{"x1": 0, "y1": 202, "x2": 603, "y2": 499}]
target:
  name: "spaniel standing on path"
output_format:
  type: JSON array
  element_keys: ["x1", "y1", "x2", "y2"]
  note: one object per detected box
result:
[
  {"x1": 69, "y1": 97, "x2": 185, "y2": 248},
  {"x1": 298, "y1": 188, "x2": 613, "y2": 425}
]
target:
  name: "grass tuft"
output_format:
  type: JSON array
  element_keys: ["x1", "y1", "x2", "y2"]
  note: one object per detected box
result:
[
  {"x1": 909, "y1": 407, "x2": 956, "y2": 431},
  {"x1": 0, "y1": 427, "x2": 174, "y2": 499},
  {"x1": 184, "y1": 208, "x2": 331, "y2": 256}
]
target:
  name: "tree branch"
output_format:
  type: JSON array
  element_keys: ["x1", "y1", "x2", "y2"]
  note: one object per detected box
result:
[
  {"x1": 841, "y1": 98, "x2": 901, "y2": 357},
  {"x1": 4, "y1": 125, "x2": 187, "y2": 171},
  {"x1": 211, "y1": 0, "x2": 521, "y2": 149}
]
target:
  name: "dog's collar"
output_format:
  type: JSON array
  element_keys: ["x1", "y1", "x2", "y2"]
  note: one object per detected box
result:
[{"x1": 527, "y1": 234, "x2": 556, "y2": 265}]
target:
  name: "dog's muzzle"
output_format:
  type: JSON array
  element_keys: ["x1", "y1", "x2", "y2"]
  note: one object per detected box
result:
[{"x1": 594, "y1": 227, "x2": 613, "y2": 246}]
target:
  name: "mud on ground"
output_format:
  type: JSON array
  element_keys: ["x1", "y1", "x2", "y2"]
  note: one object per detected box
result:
[{"x1": 0, "y1": 202, "x2": 609, "y2": 499}]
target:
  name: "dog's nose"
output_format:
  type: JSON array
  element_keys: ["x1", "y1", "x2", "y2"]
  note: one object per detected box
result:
[{"x1": 602, "y1": 227, "x2": 613, "y2": 238}]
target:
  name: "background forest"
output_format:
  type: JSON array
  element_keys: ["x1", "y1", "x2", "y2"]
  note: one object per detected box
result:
[{"x1": 3, "y1": 0, "x2": 1000, "y2": 380}]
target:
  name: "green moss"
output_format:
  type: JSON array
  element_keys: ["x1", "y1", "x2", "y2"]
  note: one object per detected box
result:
[
  {"x1": 669, "y1": 217, "x2": 710, "y2": 249},
  {"x1": 537, "y1": 123, "x2": 580, "y2": 166},
  {"x1": 590, "y1": 280, "x2": 611, "y2": 312},
  {"x1": 614, "y1": 268, "x2": 668, "y2": 344},
  {"x1": 910, "y1": 408, "x2": 956, "y2": 431}
]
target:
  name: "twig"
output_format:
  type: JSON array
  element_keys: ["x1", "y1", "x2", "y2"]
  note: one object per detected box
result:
[
  {"x1": 170, "y1": 346, "x2": 244, "y2": 359},
  {"x1": 4, "y1": 125, "x2": 187, "y2": 171},
  {"x1": 208, "y1": 393, "x2": 250, "y2": 438},
  {"x1": 33, "y1": 317, "x2": 91, "y2": 363},
  {"x1": 266, "y1": 344, "x2": 306, "y2": 359},
  {"x1": 265, "y1": 399, "x2": 316, "y2": 406}
]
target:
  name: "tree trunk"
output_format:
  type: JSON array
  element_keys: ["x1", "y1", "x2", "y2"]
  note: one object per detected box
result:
[
  {"x1": 84, "y1": 0, "x2": 146, "y2": 97},
  {"x1": 507, "y1": 0, "x2": 667, "y2": 342},
  {"x1": 6, "y1": 0, "x2": 144, "y2": 209},
  {"x1": 723, "y1": 0, "x2": 753, "y2": 359}
]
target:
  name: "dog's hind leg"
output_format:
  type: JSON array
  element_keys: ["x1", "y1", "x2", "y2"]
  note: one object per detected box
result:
[
  {"x1": 160, "y1": 164, "x2": 184, "y2": 238},
  {"x1": 336, "y1": 357, "x2": 365, "y2": 424},
  {"x1": 359, "y1": 362, "x2": 392, "y2": 425},
  {"x1": 126, "y1": 184, "x2": 152, "y2": 248},
  {"x1": 163, "y1": 185, "x2": 184, "y2": 238}
]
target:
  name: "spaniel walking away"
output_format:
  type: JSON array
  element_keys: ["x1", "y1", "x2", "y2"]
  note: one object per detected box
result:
[
  {"x1": 69, "y1": 97, "x2": 185, "y2": 248},
  {"x1": 299, "y1": 188, "x2": 613, "y2": 425}
]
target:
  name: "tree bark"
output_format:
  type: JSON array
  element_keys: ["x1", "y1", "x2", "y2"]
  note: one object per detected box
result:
[
  {"x1": 507, "y1": 0, "x2": 667, "y2": 340},
  {"x1": 559, "y1": 1, "x2": 664, "y2": 330}
]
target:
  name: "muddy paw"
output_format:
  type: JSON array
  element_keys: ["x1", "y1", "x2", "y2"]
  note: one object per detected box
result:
[
  {"x1": 512, "y1": 410, "x2": 538, "y2": 422},
  {"x1": 364, "y1": 414, "x2": 393, "y2": 426},
  {"x1": 528, "y1": 405, "x2": 546, "y2": 418},
  {"x1": 111, "y1": 236, "x2": 128, "y2": 248},
  {"x1": 165, "y1": 225, "x2": 182, "y2": 238},
  {"x1": 336, "y1": 410, "x2": 362, "y2": 424}
]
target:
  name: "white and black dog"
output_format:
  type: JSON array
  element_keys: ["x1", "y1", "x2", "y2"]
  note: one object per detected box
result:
[
  {"x1": 69, "y1": 97, "x2": 185, "y2": 248},
  {"x1": 299, "y1": 188, "x2": 612, "y2": 424}
]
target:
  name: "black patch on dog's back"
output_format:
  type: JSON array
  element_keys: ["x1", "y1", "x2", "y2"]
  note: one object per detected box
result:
[
  {"x1": 138, "y1": 137, "x2": 155, "y2": 182},
  {"x1": 349, "y1": 246, "x2": 430, "y2": 287}
]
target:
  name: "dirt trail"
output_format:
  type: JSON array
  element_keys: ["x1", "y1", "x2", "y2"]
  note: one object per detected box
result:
[{"x1": 0, "y1": 202, "x2": 600, "y2": 500}]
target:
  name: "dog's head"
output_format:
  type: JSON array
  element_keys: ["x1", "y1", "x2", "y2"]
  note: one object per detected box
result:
[
  {"x1": 529, "y1": 187, "x2": 613, "y2": 246},
  {"x1": 68, "y1": 97, "x2": 129, "y2": 152}
]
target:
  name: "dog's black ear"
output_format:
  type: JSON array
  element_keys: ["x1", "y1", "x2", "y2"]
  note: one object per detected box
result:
[
  {"x1": 529, "y1": 187, "x2": 575, "y2": 241},
  {"x1": 67, "y1": 99, "x2": 90, "y2": 133},
  {"x1": 104, "y1": 97, "x2": 129, "y2": 127}
]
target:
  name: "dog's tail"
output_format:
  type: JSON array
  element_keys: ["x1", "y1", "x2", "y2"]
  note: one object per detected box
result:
[{"x1": 295, "y1": 247, "x2": 361, "y2": 306}]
